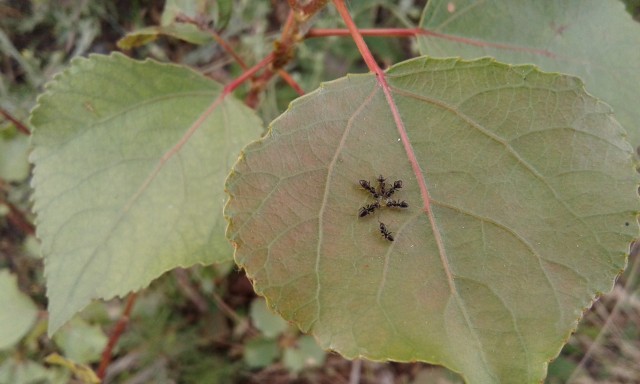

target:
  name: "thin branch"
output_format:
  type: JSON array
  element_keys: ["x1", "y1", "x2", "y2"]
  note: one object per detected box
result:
[
  {"x1": 173, "y1": 13, "x2": 305, "y2": 99},
  {"x1": 172, "y1": 268, "x2": 208, "y2": 313},
  {"x1": 330, "y1": 3, "x2": 381, "y2": 75},
  {"x1": 97, "y1": 293, "x2": 138, "y2": 380},
  {"x1": 277, "y1": 69, "x2": 304, "y2": 95},
  {"x1": 210, "y1": 288, "x2": 260, "y2": 338},
  {"x1": 0, "y1": 108, "x2": 30, "y2": 135},
  {"x1": 223, "y1": 53, "x2": 275, "y2": 96},
  {"x1": 174, "y1": 13, "x2": 249, "y2": 70},
  {"x1": 0, "y1": 197, "x2": 35, "y2": 236},
  {"x1": 209, "y1": 289, "x2": 244, "y2": 325},
  {"x1": 245, "y1": 9, "x2": 300, "y2": 104}
]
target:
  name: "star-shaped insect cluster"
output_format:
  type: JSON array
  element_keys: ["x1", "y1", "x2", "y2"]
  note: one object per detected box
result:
[{"x1": 358, "y1": 175, "x2": 408, "y2": 242}]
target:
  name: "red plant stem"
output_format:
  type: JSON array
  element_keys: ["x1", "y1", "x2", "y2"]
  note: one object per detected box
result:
[
  {"x1": 331, "y1": 3, "x2": 380, "y2": 75},
  {"x1": 280, "y1": 10, "x2": 297, "y2": 47},
  {"x1": 277, "y1": 69, "x2": 304, "y2": 95},
  {"x1": 223, "y1": 53, "x2": 275, "y2": 96},
  {"x1": 333, "y1": 1, "x2": 472, "y2": 325},
  {"x1": 0, "y1": 108, "x2": 30, "y2": 135},
  {"x1": 176, "y1": 11, "x2": 303, "y2": 97},
  {"x1": 97, "y1": 293, "x2": 138, "y2": 379},
  {"x1": 245, "y1": 10, "x2": 298, "y2": 104},
  {"x1": 331, "y1": 0, "x2": 431, "y2": 213},
  {"x1": 207, "y1": 33, "x2": 249, "y2": 70},
  {"x1": 306, "y1": 28, "x2": 557, "y2": 58},
  {"x1": 245, "y1": 68, "x2": 273, "y2": 108},
  {"x1": 332, "y1": 1, "x2": 462, "y2": 300}
]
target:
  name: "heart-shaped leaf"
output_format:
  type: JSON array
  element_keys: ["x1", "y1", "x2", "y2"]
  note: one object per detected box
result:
[
  {"x1": 225, "y1": 57, "x2": 638, "y2": 383},
  {"x1": 418, "y1": 0, "x2": 640, "y2": 147},
  {"x1": 30, "y1": 53, "x2": 263, "y2": 334}
]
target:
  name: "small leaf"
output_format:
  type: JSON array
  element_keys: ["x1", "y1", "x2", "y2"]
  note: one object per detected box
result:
[
  {"x1": 52, "y1": 318, "x2": 108, "y2": 364},
  {"x1": 225, "y1": 57, "x2": 639, "y2": 383},
  {"x1": 0, "y1": 131, "x2": 30, "y2": 182},
  {"x1": 215, "y1": 0, "x2": 233, "y2": 30},
  {"x1": 0, "y1": 270, "x2": 38, "y2": 350},
  {"x1": 0, "y1": 358, "x2": 69, "y2": 384},
  {"x1": 243, "y1": 338, "x2": 280, "y2": 368},
  {"x1": 44, "y1": 353, "x2": 100, "y2": 384},
  {"x1": 161, "y1": 0, "x2": 214, "y2": 26},
  {"x1": 117, "y1": 24, "x2": 211, "y2": 50},
  {"x1": 250, "y1": 298, "x2": 289, "y2": 338},
  {"x1": 418, "y1": 0, "x2": 640, "y2": 147},
  {"x1": 30, "y1": 53, "x2": 263, "y2": 334},
  {"x1": 282, "y1": 336, "x2": 326, "y2": 373}
]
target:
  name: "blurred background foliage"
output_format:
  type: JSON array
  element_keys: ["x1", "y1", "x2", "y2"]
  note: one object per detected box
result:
[{"x1": 1, "y1": 0, "x2": 639, "y2": 383}]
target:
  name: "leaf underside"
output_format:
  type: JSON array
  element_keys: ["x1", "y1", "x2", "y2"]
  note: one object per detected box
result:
[
  {"x1": 418, "y1": 0, "x2": 640, "y2": 148},
  {"x1": 30, "y1": 53, "x2": 263, "y2": 334},
  {"x1": 225, "y1": 57, "x2": 639, "y2": 383}
]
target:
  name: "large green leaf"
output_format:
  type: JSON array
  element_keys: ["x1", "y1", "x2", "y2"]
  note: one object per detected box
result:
[
  {"x1": 30, "y1": 53, "x2": 263, "y2": 334},
  {"x1": 418, "y1": 0, "x2": 640, "y2": 148},
  {"x1": 225, "y1": 57, "x2": 639, "y2": 383}
]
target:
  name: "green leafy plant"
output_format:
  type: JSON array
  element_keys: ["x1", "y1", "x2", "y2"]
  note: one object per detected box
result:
[{"x1": 8, "y1": 0, "x2": 640, "y2": 382}]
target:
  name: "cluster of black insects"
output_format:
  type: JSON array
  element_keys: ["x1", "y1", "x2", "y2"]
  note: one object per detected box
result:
[{"x1": 358, "y1": 175, "x2": 408, "y2": 242}]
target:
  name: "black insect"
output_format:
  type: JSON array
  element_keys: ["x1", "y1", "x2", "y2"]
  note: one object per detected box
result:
[
  {"x1": 377, "y1": 175, "x2": 386, "y2": 197},
  {"x1": 379, "y1": 222, "x2": 394, "y2": 242},
  {"x1": 358, "y1": 202, "x2": 380, "y2": 218},
  {"x1": 358, "y1": 175, "x2": 408, "y2": 241},
  {"x1": 359, "y1": 179, "x2": 379, "y2": 198},
  {"x1": 385, "y1": 199, "x2": 408, "y2": 208},
  {"x1": 384, "y1": 180, "x2": 403, "y2": 198}
]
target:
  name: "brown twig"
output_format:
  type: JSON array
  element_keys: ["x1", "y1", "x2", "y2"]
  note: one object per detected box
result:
[
  {"x1": 1, "y1": 197, "x2": 35, "y2": 236},
  {"x1": 0, "y1": 108, "x2": 30, "y2": 135},
  {"x1": 243, "y1": 6, "x2": 314, "y2": 104},
  {"x1": 277, "y1": 69, "x2": 304, "y2": 95},
  {"x1": 172, "y1": 268, "x2": 208, "y2": 313},
  {"x1": 174, "y1": 12, "x2": 303, "y2": 102},
  {"x1": 97, "y1": 293, "x2": 138, "y2": 380},
  {"x1": 174, "y1": 13, "x2": 249, "y2": 70},
  {"x1": 210, "y1": 288, "x2": 260, "y2": 338}
]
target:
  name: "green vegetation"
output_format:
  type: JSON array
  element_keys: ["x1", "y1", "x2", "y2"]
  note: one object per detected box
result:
[{"x1": 1, "y1": 1, "x2": 639, "y2": 383}]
